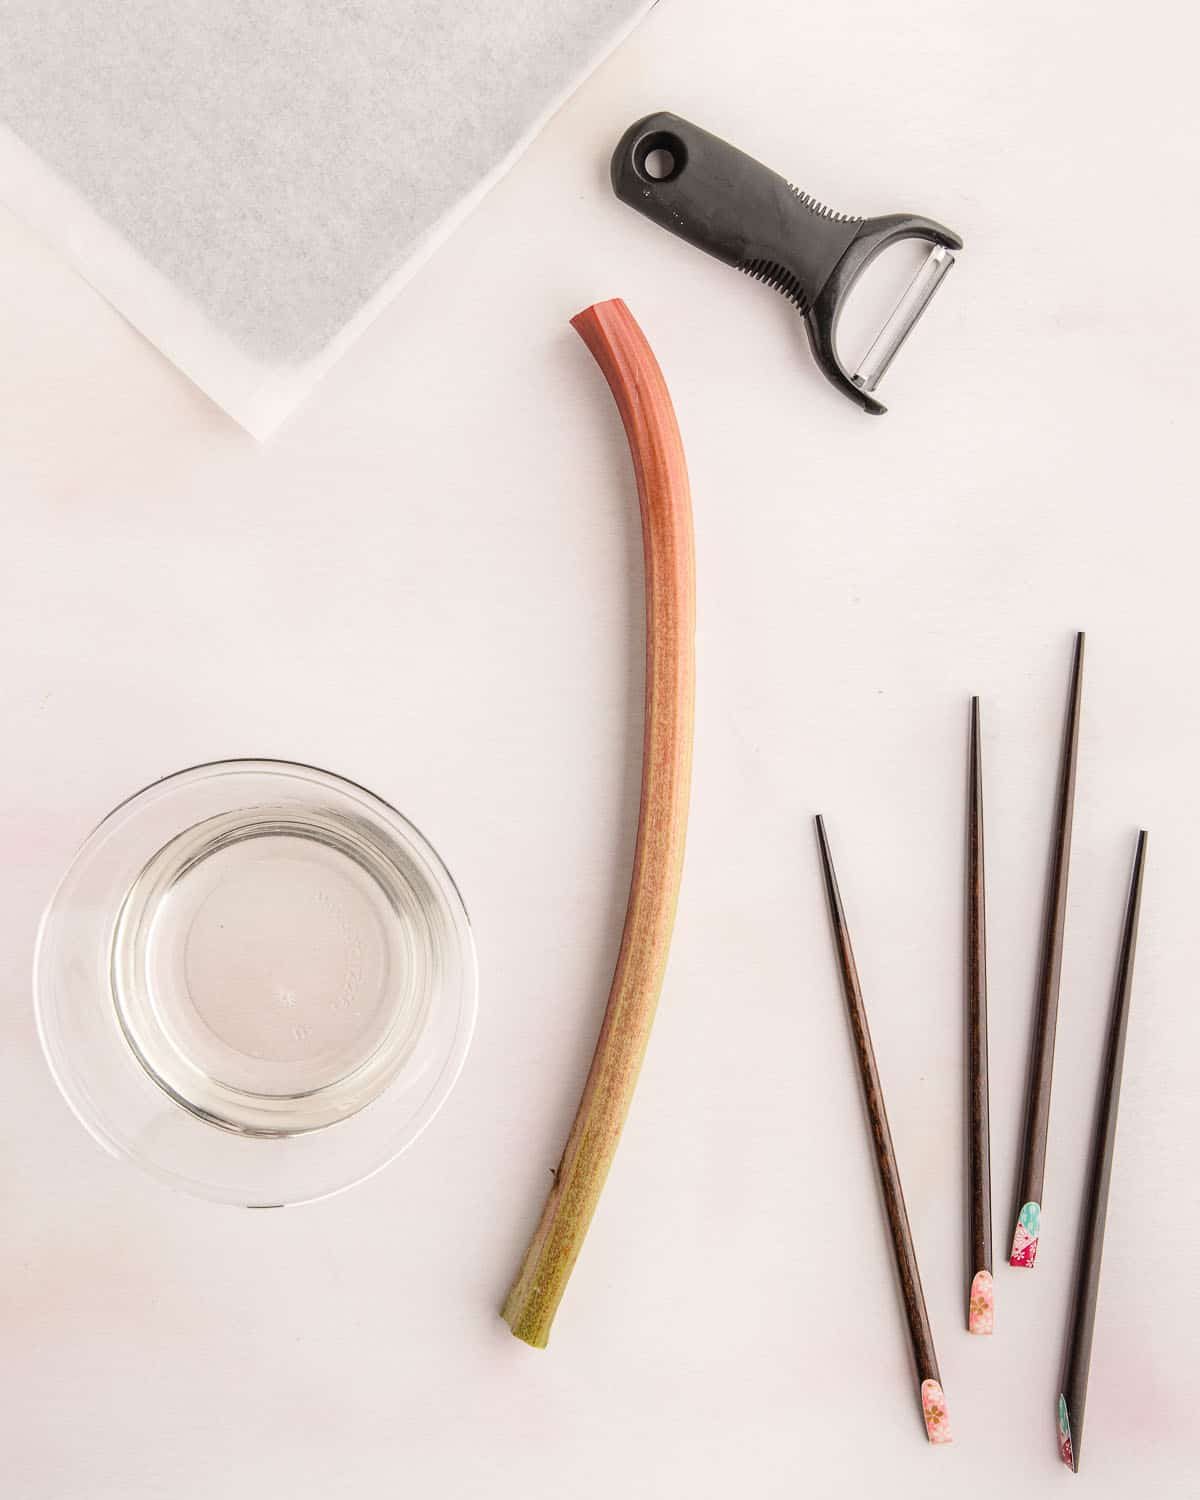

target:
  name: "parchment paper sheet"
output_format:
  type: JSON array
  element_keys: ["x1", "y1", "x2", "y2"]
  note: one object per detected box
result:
[{"x1": 0, "y1": 1, "x2": 651, "y2": 435}]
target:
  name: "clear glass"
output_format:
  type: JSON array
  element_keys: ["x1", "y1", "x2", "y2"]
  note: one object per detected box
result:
[{"x1": 34, "y1": 760, "x2": 477, "y2": 1205}]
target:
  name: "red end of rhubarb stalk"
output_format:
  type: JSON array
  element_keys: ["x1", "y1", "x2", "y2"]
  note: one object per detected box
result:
[{"x1": 501, "y1": 299, "x2": 696, "y2": 1348}]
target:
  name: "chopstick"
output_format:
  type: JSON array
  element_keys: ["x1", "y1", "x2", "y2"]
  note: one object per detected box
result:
[
  {"x1": 1057, "y1": 830, "x2": 1148, "y2": 1472},
  {"x1": 814, "y1": 816, "x2": 951, "y2": 1445},
  {"x1": 966, "y1": 697, "x2": 994, "y2": 1332},
  {"x1": 1010, "y1": 631, "x2": 1085, "y2": 1268}
]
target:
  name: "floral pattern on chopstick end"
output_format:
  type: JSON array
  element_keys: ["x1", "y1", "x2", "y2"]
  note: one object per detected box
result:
[
  {"x1": 921, "y1": 1379, "x2": 953, "y2": 1445},
  {"x1": 968, "y1": 1269, "x2": 994, "y2": 1334},
  {"x1": 1009, "y1": 1200, "x2": 1041, "y2": 1267},
  {"x1": 1057, "y1": 1394, "x2": 1075, "y2": 1470}
]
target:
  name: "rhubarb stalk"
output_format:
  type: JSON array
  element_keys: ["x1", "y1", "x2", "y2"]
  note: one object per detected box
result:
[{"x1": 502, "y1": 299, "x2": 695, "y2": 1348}]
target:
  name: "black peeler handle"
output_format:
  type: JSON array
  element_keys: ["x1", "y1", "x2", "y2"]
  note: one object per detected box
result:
[{"x1": 611, "y1": 112, "x2": 963, "y2": 413}]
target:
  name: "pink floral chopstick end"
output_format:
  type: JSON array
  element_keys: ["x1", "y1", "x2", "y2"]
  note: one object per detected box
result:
[
  {"x1": 921, "y1": 1379, "x2": 953, "y2": 1445},
  {"x1": 1010, "y1": 1200, "x2": 1041, "y2": 1267},
  {"x1": 968, "y1": 1269, "x2": 994, "y2": 1334}
]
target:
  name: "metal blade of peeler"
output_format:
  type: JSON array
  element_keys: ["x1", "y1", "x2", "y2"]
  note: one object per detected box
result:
[{"x1": 852, "y1": 245, "x2": 955, "y2": 394}]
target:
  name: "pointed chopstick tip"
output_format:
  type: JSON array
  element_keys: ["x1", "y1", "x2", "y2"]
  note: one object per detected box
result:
[
  {"x1": 813, "y1": 814, "x2": 839, "y2": 907},
  {"x1": 813, "y1": 813, "x2": 832, "y2": 867}
]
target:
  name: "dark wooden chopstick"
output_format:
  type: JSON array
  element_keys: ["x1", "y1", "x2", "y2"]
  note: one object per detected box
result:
[
  {"x1": 814, "y1": 816, "x2": 951, "y2": 1445},
  {"x1": 966, "y1": 697, "x2": 993, "y2": 1332},
  {"x1": 1057, "y1": 830, "x2": 1147, "y2": 1472},
  {"x1": 1011, "y1": 631, "x2": 1085, "y2": 1268}
]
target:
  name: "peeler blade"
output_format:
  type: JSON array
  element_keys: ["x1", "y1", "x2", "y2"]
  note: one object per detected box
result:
[{"x1": 852, "y1": 245, "x2": 955, "y2": 394}]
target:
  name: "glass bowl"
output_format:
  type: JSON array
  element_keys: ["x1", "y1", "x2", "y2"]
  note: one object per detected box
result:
[{"x1": 34, "y1": 760, "x2": 477, "y2": 1205}]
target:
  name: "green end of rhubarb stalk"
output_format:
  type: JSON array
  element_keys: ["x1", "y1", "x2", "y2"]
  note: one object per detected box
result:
[{"x1": 502, "y1": 299, "x2": 695, "y2": 1348}]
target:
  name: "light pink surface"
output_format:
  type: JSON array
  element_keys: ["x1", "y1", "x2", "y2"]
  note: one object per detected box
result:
[{"x1": 1, "y1": 1, "x2": 1195, "y2": 1496}]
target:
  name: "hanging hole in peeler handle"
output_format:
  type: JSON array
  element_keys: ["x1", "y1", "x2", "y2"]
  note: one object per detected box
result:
[{"x1": 633, "y1": 130, "x2": 687, "y2": 184}]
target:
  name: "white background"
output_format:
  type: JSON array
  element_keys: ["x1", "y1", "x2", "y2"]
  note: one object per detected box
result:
[{"x1": 2, "y1": 2, "x2": 1196, "y2": 1495}]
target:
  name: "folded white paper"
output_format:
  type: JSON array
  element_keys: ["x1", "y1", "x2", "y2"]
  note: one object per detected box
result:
[{"x1": 0, "y1": 1, "x2": 651, "y2": 436}]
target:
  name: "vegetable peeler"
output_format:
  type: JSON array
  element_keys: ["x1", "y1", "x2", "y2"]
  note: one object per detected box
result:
[{"x1": 611, "y1": 111, "x2": 962, "y2": 413}]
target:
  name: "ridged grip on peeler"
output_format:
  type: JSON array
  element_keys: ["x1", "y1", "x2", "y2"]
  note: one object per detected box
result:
[{"x1": 611, "y1": 112, "x2": 863, "y2": 315}]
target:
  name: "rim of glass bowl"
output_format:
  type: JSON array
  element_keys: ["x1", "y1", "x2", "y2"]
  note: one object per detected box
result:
[{"x1": 33, "y1": 759, "x2": 478, "y2": 1206}]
